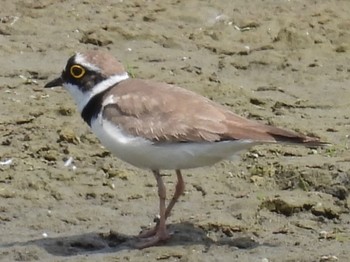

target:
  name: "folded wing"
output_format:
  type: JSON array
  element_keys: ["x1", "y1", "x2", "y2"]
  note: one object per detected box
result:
[{"x1": 102, "y1": 78, "x2": 325, "y2": 146}]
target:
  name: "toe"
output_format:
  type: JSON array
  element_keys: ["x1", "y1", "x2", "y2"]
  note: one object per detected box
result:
[
  {"x1": 138, "y1": 226, "x2": 158, "y2": 238},
  {"x1": 135, "y1": 231, "x2": 171, "y2": 249}
]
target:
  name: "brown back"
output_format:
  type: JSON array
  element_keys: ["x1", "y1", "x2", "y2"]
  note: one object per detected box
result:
[{"x1": 102, "y1": 78, "x2": 324, "y2": 146}]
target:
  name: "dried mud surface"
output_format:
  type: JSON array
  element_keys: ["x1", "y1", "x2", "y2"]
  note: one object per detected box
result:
[{"x1": 1, "y1": 1, "x2": 350, "y2": 261}]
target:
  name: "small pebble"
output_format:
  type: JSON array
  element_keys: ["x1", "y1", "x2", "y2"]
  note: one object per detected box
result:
[{"x1": 0, "y1": 159, "x2": 13, "y2": 165}]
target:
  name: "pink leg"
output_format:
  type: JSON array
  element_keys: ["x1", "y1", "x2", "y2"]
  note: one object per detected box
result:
[
  {"x1": 165, "y1": 170, "x2": 185, "y2": 218},
  {"x1": 136, "y1": 170, "x2": 171, "y2": 248},
  {"x1": 137, "y1": 170, "x2": 185, "y2": 247}
]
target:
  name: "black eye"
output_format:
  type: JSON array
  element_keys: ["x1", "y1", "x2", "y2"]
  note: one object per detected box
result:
[{"x1": 70, "y1": 65, "x2": 85, "y2": 78}]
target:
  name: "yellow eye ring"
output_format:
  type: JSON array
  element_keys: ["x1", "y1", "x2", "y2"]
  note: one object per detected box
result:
[{"x1": 70, "y1": 65, "x2": 85, "y2": 78}]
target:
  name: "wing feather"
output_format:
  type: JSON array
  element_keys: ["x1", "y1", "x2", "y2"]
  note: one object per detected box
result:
[{"x1": 102, "y1": 78, "x2": 324, "y2": 146}]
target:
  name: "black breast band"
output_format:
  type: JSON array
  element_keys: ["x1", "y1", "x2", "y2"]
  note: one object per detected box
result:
[{"x1": 81, "y1": 87, "x2": 114, "y2": 126}]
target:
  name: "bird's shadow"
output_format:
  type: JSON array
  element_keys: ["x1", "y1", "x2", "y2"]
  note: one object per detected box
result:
[{"x1": 1, "y1": 222, "x2": 260, "y2": 257}]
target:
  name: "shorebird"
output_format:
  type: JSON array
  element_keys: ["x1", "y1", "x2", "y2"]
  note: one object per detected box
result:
[{"x1": 45, "y1": 50, "x2": 325, "y2": 248}]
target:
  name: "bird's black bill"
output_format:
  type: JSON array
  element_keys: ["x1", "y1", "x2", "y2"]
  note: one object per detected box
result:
[{"x1": 45, "y1": 76, "x2": 63, "y2": 88}]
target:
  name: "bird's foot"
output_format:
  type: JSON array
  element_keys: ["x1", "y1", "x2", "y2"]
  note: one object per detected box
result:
[
  {"x1": 135, "y1": 229, "x2": 171, "y2": 249},
  {"x1": 138, "y1": 215, "x2": 161, "y2": 238},
  {"x1": 138, "y1": 225, "x2": 159, "y2": 238}
]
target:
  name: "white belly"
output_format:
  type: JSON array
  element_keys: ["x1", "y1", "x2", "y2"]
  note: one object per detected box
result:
[{"x1": 91, "y1": 117, "x2": 258, "y2": 170}]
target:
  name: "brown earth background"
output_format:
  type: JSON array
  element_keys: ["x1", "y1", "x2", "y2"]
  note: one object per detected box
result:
[{"x1": 0, "y1": 0, "x2": 350, "y2": 261}]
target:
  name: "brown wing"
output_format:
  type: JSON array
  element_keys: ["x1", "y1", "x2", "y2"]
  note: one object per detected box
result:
[{"x1": 102, "y1": 78, "x2": 324, "y2": 146}]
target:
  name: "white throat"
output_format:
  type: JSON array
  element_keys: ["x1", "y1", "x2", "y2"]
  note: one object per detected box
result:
[{"x1": 63, "y1": 72, "x2": 129, "y2": 113}]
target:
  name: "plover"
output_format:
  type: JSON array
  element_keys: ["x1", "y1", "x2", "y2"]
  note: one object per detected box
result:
[{"x1": 45, "y1": 50, "x2": 326, "y2": 248}]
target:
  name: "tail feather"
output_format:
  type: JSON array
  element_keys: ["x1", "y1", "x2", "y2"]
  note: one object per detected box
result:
[
  {"x1": 264, "y1": 125, "x2": 328, "y2": 147},
  {"x1": 220, "y1": 110, "x2": 328, "y2": 147},
  {"x1": 224, "y1": 118, "x2": 328, "y2": 146}
]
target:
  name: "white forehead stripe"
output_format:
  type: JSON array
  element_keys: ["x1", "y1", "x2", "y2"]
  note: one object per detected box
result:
[{"x1": 74, "y1": 53, "x2": 100, "y2": 72}]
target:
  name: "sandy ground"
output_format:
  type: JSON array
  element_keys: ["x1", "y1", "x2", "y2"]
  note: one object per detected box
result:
[{"x1": 1, "y1": 0, "x2": 350, "y2": 261}]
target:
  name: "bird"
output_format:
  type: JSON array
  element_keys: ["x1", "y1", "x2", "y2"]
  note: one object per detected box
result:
[{"x1": 44, "y1": 49, "x2": 326, "y2": 248}]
